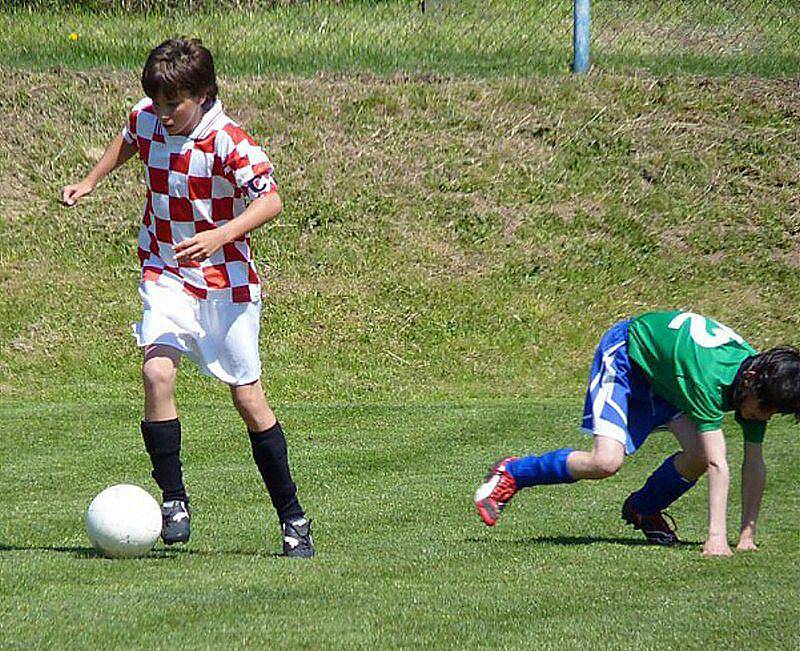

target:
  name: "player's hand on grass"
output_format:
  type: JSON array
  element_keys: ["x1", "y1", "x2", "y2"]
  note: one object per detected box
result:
[
  {"x1": 61, "y1": 179, "x2": 95, "y2": 206},
  {"x1": 736, "y1": 536, "x2": 758, "y2": 552},
  {"x1": 174, "y1": 229, "x2": 228, "y2": 263},
  {"x1": 703, "y1": 534, "x2": 733, "y2": 557}
]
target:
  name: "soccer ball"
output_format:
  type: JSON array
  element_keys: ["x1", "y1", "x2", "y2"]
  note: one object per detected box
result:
[{"x1": 86, "y1": 484, "x2": 162, "y2": 558}]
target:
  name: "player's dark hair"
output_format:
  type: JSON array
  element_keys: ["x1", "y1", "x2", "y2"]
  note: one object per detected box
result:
[
  {"x1": 734, "y1": 346, "x2": 800, "y2": 418},
  {"x1": 141, "y1": 38, "x2": 218, "y2": 103}
]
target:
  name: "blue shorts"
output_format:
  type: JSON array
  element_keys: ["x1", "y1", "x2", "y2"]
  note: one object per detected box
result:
[{"x1": 581, "y1": 319, "x2": 680, "y2": 454}]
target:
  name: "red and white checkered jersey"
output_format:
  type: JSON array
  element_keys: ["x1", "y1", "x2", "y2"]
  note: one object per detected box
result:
[{"x1": 121, "y1": 98, "x2": 277, "y2": 303}]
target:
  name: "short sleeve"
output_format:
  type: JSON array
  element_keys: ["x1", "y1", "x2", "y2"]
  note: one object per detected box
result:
[
  {"x1": 121, "y1": 98, "x2": 152, "y2": 148},
  {"x1": 692, "y1": 417, "x2": 724, "y2": 433},
  {"x1": 121, "y1": 112, "x2": 136, "y2": 145},
  {"x1": 681, "y1": 376, "x2": 724, "y2": 432},
  {"x1": 217, "y1": 124, "x2": 277, "y2": 201},
  {"x1": 735, "y1": 412, "x2": 766, "y2": 444}
]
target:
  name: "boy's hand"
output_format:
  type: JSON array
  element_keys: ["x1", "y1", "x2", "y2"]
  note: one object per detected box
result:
[
  {"x1": 174, "y1": 229, "x2": 228, "y2": 263},
  {"x1": 703, "y1": 535, "x2": 733, "y2": 557},
  {"x1": 61, "y1": 179, "x2": 96, "y2": 206},
  {"x1": 736, "y1": 535, "x2": 758, "y2": 552}
]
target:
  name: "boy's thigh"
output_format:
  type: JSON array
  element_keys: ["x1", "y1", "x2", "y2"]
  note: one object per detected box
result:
[
  {"x1": 667, "y1": 415, "x2": 702, "y2": 454},
  {"x1": 143, "y1": 343, "x2": 182, "y2": 366},
  {"x1": 142, "y1": 344, "x2": 182, "y2": 385},
  {"x1": 197, "y1": 300, "x2": 261, "y2": 385},
  {"x1": 585, "y1": 395, "x2": 676, "y2": 455}
]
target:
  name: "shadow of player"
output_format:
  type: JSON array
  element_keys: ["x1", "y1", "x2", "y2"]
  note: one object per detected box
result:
[
  {"x1": 0, "y1": 543, "x2": 284, "y2": 558},
  {"x1": 464, "y1": 535, "x2": 701, "y2": 548}
]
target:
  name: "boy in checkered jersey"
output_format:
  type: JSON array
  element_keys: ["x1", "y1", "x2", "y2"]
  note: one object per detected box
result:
[{"x1": 61, "y1": 39, "x2": 314, "y2": 558}]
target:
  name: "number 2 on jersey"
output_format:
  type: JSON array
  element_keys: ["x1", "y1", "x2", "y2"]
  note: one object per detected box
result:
[{"x1": 668, "y1": 312, "x2": 744, "y2": 348}]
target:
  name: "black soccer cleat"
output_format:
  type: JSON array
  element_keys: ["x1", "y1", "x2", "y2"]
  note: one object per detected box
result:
[
  {"x1": 161, "y1": 500, "x2": 191, "y2": 545},
  {"x1": 282, "y1": 517, "x2": 314, "y2": 558},
  {"x1": 622, "y1": 494, "x2": 678, "y2": 546}
]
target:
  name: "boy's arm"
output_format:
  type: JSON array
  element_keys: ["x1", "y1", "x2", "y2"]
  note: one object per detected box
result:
[
  {"x1": 174, "y1": 191, "x2": 282, "y2": 262},
  {"x1": 699, "y1": 428, "x2": 733, "y2": 557},
  {"x1": 737, "y1": 441, "x2": 765, "y2": 551},
  {"x1": 61, "y1": 133, "x2": 137, "y2": 206}
]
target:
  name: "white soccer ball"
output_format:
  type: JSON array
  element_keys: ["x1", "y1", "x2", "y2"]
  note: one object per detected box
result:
[{"x1": 86, "y1": 484, "x2": 162, "y2": 558}]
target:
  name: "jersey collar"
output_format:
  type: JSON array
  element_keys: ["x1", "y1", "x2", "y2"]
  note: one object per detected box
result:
[{"x1": 187, "y1": 99, "x2": 225, "y2": 140}]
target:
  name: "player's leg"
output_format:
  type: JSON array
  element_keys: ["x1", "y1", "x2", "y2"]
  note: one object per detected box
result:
[
  {"x1": 625, "y1": 415, "x2": 703, "y2": 516},
  {"x1": 230, "y1": 380, "x2": 299, "y2": 521},
  {"x1": 564, "y1": 436, "x2": 626, "y2": 479},
  {"x1": 512, "y1": 434, "x2": 625, "y2": 484},
  {"x1": 475, "y1": 320, "x2": 632, "y2": 526},
  {"x1": 621, "y1": 414, "x2": 699, "y2": 546},
  {"x1": 140, "y1": 344, "x2": 191, "y2": 544},
  {"x1": 670, "y1": 415, "x2": 709, "y2": 481},
  {"x1": 231, "y1": 380, "x2": 314, "y2": 558},
  {"x1": 143, "y1": 343, "x2": 180, "y2": 421},
  {"x1": 475, "y1": 435, "x2": 625, "y2": 526}
]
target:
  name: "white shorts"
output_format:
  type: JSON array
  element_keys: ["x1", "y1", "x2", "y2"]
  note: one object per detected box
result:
[{"x1": 132, "y1": 274, "x2": 262, "y2": 386}]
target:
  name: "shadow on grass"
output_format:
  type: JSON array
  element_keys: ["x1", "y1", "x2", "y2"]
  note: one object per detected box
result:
[
  {"x1": 0, "y1": 544, "x2": 283, "y2": 559},
  {"x1": 464, "y1": 535, "x2": 702, "y2": 549}
]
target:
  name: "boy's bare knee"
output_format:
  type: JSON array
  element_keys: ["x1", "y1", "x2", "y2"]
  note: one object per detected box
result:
[
  {"x1": 595, "y1": 459, "x2": 622, "y2": 478},
  {"x1": 142, "y1": 357, "x2": 177, "y2": 390},
  {"x1": 584, "y1": 437, "x2": 625, "y2": 479},
  {"x1": 231, "y1": 382, "x2": 275, "y2": 431},
  {"x1": 591, "y1": 450, "x2": 624, "y2": 478},
  {"x1": 231, "y1": 389, "x2": 255, "y2": 414}
]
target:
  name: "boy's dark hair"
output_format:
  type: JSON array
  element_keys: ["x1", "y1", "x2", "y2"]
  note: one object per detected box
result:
[
  {"x1": 141, "y1": 38, "x2": 218, "y2": 103},
  {"x1": 734, "y1": 346, "x2": 800, "y2": 418}
]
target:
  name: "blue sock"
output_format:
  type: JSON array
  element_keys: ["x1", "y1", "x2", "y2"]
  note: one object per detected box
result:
[
  {"x1": 631, "y1": 454, "x2": 696, "y2": 515},
  {"x1": 506, "y1": 449, "x2": 576, "y2": 488}
]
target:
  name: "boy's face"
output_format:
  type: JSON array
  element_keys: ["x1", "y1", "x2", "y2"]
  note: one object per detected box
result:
[
  {"x1": 152, "y1": 90, "x2": 207, "y2": 137},
  {"x1": 738, "y1": 393, "x2": 778, "y2": 422}
]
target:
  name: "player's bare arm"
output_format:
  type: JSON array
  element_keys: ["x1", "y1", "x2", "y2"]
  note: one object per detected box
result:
[
  {"x1": 173, "y1": 191, "x2": 282, "y2": 263},
  {"x1": 61, "y1": 133, "x2": 137, "y2": 206},
  {"x1": 737, "y1": 440, "x2": 765, "y2": 551},
  {"x1": 700, "y1": 428, "x2": 733, "y2": 557}
]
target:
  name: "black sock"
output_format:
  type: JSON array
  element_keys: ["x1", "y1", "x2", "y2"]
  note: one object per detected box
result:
[
  {"x1": 141, "y1": 418, "x2": 188, "y2": 503},
  {"x1": 249, "y1": 421, "x2": 304, "y2": 522}
]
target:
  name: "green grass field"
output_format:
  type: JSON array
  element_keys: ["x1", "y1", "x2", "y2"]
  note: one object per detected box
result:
[
  {"x1": 2, "y1": 0, "x2": 799, "y2": 77},
  {"x1": 2, "y1": 401, "x2": 799, "y2": 648},
  {"x1": 2, "y1": 1, "x2": 800, "y2": 648}
]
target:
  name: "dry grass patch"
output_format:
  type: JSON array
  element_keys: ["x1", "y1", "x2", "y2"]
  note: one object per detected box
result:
[{"x1": 2, "y1": 67, "x2": 800, "y2": 401}]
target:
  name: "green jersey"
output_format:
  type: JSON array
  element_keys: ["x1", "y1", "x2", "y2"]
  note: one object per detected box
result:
[{"x1": 627, "y1": 310, "x2": 765, "y2": 443}]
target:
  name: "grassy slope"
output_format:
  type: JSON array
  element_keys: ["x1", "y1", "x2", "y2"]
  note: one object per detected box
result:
[{"x1": 1, "y1": 68, "x2": 798, "y2": 404}]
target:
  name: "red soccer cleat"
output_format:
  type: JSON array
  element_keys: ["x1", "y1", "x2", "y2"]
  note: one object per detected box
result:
[
  {"x1": 474, "y1": 457, "x2": 519, "y2": 526},
  {"x1": 622, "y1": 494, "x2": 679, "y2": 546}
]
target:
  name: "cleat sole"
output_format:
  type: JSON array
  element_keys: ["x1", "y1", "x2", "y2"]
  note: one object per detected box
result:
[{"x1": 475, "y1": 500, "x2": 498, "y2": 527}]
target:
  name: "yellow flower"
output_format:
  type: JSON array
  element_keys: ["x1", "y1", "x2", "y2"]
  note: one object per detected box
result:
[{"x1": 69, "y1": 32, "x2": 79, "y2": 41}]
